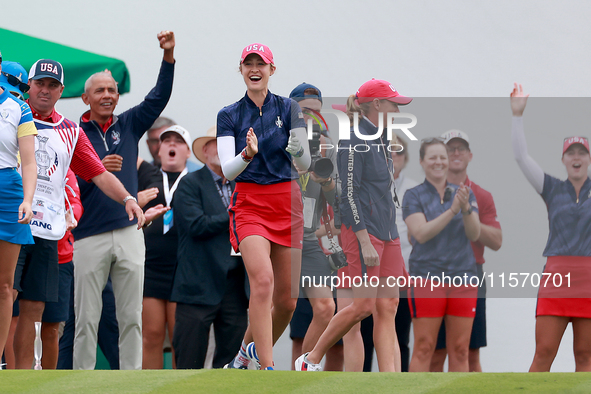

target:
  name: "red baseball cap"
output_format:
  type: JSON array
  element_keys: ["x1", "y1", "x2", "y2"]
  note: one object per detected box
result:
[
  {"x1": 563, "y1": 136, "x2": 590, "y2": 155},
  {"x1": 356, "y1": 78, "x2": 412, "y2": 105},
  {"x1": 240, "y1": 43, "x2": 274, "y2": 64}
]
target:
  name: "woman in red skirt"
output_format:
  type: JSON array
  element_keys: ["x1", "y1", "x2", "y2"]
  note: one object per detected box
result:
[
  {"x1": 217, "y1": 43, "x2": 310, "y2": 370},
  {"x1": 296, "y1": 79, "x2": 411, "y2": 372},
  {"x1": 511, "y1": 83, "x2": 591, "y2": 372}
]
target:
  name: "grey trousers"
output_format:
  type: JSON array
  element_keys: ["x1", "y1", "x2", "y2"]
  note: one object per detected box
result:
[{"x1": 73, "y1": 225, "x2": 145, "y2": 370}]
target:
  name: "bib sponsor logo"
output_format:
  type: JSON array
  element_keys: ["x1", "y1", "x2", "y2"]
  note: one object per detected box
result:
[{"x1": 30, "y1": 220, "x2": 52, "y2": 230}]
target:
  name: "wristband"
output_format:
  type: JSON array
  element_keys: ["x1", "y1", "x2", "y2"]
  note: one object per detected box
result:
[
  {"x1": 240, "y1": 148, "x2": 253, "y2": 163},
  {"x1": 123, "y1": 195, "x2": 137, "y2": 205},
  {"x1": 320, "y1": 177, "x2": 333, "y2": 187},
  {"x1": 292, "y1": 146, "x2": 304, "y2": 158},
  {"x1": 462, "y1": 206, "x2": 473, "y2": 216}
]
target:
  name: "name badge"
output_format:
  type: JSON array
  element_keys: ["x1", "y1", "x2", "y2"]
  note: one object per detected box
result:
[
  {"x1": 163, "y1": 209, "x2": 173, "y2": 234},
  {"x1": 302, "y1": 197, "x2": 316, "y2": 229}
]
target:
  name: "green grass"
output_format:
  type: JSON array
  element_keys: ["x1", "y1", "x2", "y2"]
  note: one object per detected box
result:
[{"x1": 2, "y1": 370, "x2": 591, "y2": 393}]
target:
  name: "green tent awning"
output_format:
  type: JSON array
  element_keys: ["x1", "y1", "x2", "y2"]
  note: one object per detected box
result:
[{"x1": 0, "y1": 28, "x2": 130, "y2": 98}]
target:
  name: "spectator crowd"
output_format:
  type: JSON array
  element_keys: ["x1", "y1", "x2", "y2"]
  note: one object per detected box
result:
[{"x1": 1, "y1": 36, "x2": 590, "y2": 374}]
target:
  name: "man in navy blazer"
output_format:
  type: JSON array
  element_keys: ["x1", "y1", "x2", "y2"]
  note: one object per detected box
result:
[{"x1": 170, "y1": 126, "x2": 249, "y2": 369}]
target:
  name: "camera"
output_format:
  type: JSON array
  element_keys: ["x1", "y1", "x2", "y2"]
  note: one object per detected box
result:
[{"x1": 308, "y1": 124, "x2": 333, "y2": 179}]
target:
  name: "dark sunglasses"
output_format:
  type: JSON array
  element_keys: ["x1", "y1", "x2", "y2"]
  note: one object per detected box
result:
[{"x1": 1, "y1": 71, "x2": 30, "y2": 93}]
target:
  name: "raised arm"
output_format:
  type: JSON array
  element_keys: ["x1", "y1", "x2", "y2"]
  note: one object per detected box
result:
[{"x1": 510, "y1": 83, "x2": 544, "y2": 194}]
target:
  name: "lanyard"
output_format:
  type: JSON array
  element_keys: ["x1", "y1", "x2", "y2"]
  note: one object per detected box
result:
[
  {"x1": 162, "y1": 167, "x2": 188, "y2": 207},
  {"x1": 300, "y1": 173, "x2": 310, "y2": 192},
  {"x1": 214, "y1": 179, "x2": 231, "y2": 208}
]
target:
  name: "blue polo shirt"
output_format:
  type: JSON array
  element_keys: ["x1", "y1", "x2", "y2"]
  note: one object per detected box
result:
[
  {"x1": 338, "y1": 117, "x2": 399, "y2": 241},
  {"x1": 217, "y1": 91, "x2": 305, "y2": 185},
  {"x1": 403, "y1": 180, "x2": 479, "y2": 279},
  {"x1": 541, "y1": 174, "x2": 591, "y2": 256}
]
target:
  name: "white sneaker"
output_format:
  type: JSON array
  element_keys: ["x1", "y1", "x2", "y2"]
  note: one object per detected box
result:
[
  {"x1": 295, "y1": 352, "x2": 322, "y2": 371},
  {"x1": 244, "y1": 342, "x2": 261, "y2": 370}
]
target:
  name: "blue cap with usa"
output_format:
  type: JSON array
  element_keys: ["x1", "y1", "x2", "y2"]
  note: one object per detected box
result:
[
  {"x1": 28, "y1": 59, "x2": 64, "y2": 84},
  {"x1": 289, "y1": 83, "x2": 322, "y2": 104}
]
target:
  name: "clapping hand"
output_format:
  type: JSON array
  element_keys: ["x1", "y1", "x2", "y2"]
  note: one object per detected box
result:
[{"x1": 245, "y1": 128, "x2": 258, "y2": 157}]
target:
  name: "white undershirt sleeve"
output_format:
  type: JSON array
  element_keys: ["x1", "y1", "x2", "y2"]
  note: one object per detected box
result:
[
  {"x1": 512, "y1": 116, "x2": 545, "y2": 194},
  {"x1": 218, "y1": 136, "x2": 248, "y2": 181},
  {"x1": 291, "y1": 127, "x2": 311, "y2": 171}
]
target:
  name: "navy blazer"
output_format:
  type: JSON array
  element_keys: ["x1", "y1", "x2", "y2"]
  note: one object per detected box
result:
[{"x1": 170, "y1": 167, "x2": 248, "y2": 305}]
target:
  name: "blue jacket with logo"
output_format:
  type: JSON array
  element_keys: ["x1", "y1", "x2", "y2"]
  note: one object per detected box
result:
[
  {"x1": 217, "y1": 91, "x2": 305, "y2": 185},
  {"x1": 73, "y1": 60, "x2": 174, "y2": 240},
  {"x1": 338, "y1": 117, "x2": 399, "y2": 241},
  {"x1": 541, "y1": 174, "x2": 591, "y2": 256}
]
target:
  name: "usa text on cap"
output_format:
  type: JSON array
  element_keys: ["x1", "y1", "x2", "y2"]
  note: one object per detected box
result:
[
  {"x1": 356, "y1": 78, "x2": 412, "y2": 105},
  {"x1": 563, "y1": 136, "x2": 589, "y2": 155},
  {"x1": 29, "y1": 59, "x2": 64, "y2": 85},
  {"x1": 240, "y1": 43, "x2": 274, "y2": 64},
  {"x1": 441, "y1": 130, "x2": 470, "y2": 147}
]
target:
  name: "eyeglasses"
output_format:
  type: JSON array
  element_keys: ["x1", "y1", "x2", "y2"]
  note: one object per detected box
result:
[
  {"x1": 446, "y1": 146, "x2": 469, "y2": 154},
  {"x1": 1, "y1": 71, "x2": 30, "y2": 93}
]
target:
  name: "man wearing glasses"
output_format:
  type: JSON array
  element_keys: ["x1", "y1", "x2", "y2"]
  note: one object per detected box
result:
[{"x1": 429, "y1": 130, "x2": 503, "y2": 372}]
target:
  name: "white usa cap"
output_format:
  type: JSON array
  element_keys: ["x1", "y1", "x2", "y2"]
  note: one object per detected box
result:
[
  {"x1": 159, "y1": 125, "x2": 191, "y2": 147},
  {"x1": 441, "y1": 129, "x2": 469, "y2": 147}
]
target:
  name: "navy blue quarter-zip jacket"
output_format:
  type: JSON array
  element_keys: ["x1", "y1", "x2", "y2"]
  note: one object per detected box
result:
[
  {"x1": 73, "y1": 60, "x2": 174, "y2": 240},
  {"x1": 338, "y1": 117, "x2": 399, "y2": 241}
]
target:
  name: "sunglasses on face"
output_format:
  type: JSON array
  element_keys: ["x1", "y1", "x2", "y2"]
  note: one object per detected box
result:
[
  {"x1": 446, "y1": 146, "x2": 468, "y2": 154},
  {"x1": 1, "y1": 71, "x2": 29, "y2": 93}
]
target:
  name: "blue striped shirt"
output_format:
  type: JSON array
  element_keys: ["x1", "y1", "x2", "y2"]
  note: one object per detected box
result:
[
  {"x1": 217, "y1": 92, "x2": 305, "y2": 185},
  {"x1": 403, "y1": 180, "x2": 479, "y2": 279},
  {"x1": 541, "y1": 174, "x2": 591, "y2": 256}
]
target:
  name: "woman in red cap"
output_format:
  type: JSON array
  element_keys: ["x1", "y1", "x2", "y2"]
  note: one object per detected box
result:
[
  {"x1": 217, "y1": 43, "x2": 310, "y2": 370},
  {"x1": 296, "y1": 79, "x2": 411, "y2": 372},
  {"x1": 511, "y1": 83, "x2": 591, "y2": 372}
]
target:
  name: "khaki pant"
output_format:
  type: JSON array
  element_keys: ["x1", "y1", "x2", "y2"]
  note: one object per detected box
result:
[{"x1": 72, "y1": 226, "x2": 145, "y2": 370}]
